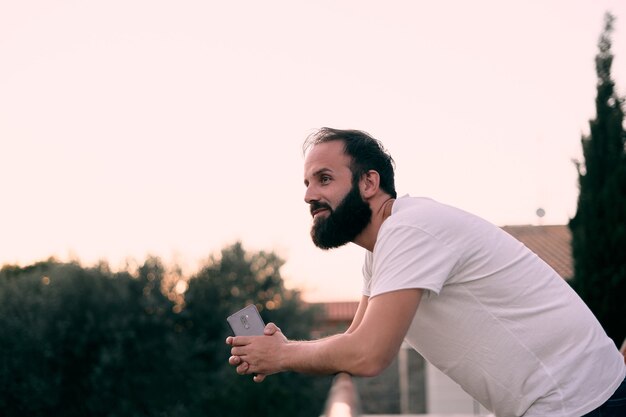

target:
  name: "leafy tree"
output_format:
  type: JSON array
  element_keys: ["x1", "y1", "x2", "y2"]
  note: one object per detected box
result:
[
  {"x1": 0, "y1": 258, "x2": 189, "y2": 417},
  {"x1": 181, "y1": 242, "x2": 330, "y2": 417},
  {"x1": 570, "y1": 12, "x2": 626, "y2": 348},
  {"x1": 0, "y1": 243, "x2": 330, "y2": 417}
]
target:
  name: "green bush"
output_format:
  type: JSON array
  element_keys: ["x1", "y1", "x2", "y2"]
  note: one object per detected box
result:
[{"x1": 0, "y1": 243, "x2": 330, "y2": 417}]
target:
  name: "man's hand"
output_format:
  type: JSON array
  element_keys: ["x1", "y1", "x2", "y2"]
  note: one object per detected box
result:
[{"x1": 226, "y1": 322, "x2": 286, "y2": 383}]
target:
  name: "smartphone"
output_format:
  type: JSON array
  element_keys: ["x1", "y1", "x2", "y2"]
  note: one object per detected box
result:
[{"x1": 227, "y1": 304, "x2": 266, "y2": 336}]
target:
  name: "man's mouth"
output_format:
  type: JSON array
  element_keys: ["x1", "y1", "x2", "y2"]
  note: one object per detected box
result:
[
  {"x1": 311, "y1": 208, "x2": 329, "y2": 218},
  {"x1": 310, "y1": 203, "x2": 331, "y2": 218}
]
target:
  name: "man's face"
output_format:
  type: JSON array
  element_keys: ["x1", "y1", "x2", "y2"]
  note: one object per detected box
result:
[{"x1": 303, "y1": 141, "x2": 372, "y2": 249}]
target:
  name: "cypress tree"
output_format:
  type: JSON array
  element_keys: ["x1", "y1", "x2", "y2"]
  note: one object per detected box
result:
[{"x1": 569, "y1": 12, "x2": 626, "y2": 348}]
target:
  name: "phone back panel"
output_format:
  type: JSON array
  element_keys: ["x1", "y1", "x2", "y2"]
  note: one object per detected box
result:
[{"x1": 227, "y1": 304, "x2": 266, "y2": 336}]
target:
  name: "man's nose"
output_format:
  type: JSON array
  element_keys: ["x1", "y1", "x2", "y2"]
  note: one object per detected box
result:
[{"x1": 304, "y1": 185, "x2": 319, "y2": 204}]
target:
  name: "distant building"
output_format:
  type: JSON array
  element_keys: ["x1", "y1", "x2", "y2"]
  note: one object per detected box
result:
[
  {"x1": 310, "y1": 224, "x2": 573, "y2": 414},
  {"x1": 501, "y1": 224, "x2": 572, "y2": 280}
]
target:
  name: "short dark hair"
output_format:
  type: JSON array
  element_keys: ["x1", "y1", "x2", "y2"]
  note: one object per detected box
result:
[{"x1": 303, "y1": 127, "x2": 397, "y2": 198}]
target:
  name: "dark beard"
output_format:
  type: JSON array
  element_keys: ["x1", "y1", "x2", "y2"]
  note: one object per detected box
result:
[{"x1": 310, "y1": 182, "x2": 372, "y2": 250}]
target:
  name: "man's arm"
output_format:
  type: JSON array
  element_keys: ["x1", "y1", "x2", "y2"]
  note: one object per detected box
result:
[
  {"x1": 345, "y1": 295, "x2": 369, "y2": 334},
  {"x1": 226, "y1": 296, "x2": 369, "y2": 384},
  {"x1": 227, "y1": 288, "x2": 421, "y2": 378}
]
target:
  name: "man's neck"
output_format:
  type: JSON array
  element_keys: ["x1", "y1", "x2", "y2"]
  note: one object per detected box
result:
[{"x1": 353, "y1": 196, "x2": 395, "y2": 252}]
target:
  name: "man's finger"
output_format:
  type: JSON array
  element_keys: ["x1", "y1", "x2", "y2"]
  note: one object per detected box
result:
[
  {"x1": 264, "y1": 322, "x2": 281, "y2": 335},
  {"x1": 228, "y1": 336, "x2": 253, "y2": 347},
  {"x1": 236, "y1": 362, "x2": 250, "y2": 375},
  {"x1": 253, "y1": 374, "x2": 266, "y2": 383}
]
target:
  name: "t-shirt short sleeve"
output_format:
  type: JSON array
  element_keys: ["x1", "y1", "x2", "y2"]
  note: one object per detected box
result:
[
  {"x1": 362, "y1": 251, "x2": 374, "y2": 296},
  {"x1": 364, "y1": 223, "x2": 460, "y2": 298}
]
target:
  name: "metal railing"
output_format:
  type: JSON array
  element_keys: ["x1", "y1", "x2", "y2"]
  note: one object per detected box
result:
[
  {"x1": 322, "y1": 369, "x2": 494, "y2": 417},
  {"x1": 322, "y1": 372, "x2": 361, "y2": 417}
]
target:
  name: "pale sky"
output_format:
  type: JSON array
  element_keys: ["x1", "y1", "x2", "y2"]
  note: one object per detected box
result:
[{"x1": 1, "y1": 1, "x2": 625, "y2": 301}]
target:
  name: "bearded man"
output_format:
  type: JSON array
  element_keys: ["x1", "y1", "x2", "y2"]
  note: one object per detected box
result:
[{"x1": 227, "y1": 128, "x2": 626, "y2": 417}]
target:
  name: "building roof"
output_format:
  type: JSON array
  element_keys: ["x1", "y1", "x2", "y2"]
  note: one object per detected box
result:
[
  {"x1": 313, "y1": 224, "x2": 573, "y2": 323},
  {"x1": 501, "y1": 224, "x2": 573, "y2": 280},
  {"x1": 319, "y1": 301, "x2": 359, "y2": 322}
]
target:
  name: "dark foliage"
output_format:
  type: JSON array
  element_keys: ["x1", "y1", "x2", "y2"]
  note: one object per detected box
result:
[
  {"x1": 0, "y1": 243, "x2": 330, "y2": 417},
  {"x1": 569, "y1": 12, "x2": 626, "y2": 348}
]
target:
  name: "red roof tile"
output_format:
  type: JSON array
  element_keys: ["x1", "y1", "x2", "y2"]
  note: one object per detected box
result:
[
  {"x1": 501, "y1": 224, "x2": 573, "y2": 280},
  {"x1": 321, "y1": 301, "x2": 359, "y2": 321}
]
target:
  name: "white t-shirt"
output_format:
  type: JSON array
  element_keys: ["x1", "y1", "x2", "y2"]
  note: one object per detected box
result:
[{"x1": 362, "y1": 196, "x2": 625, "y2": 417}]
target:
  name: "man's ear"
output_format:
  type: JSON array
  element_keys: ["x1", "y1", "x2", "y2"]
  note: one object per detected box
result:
[{"x1": 359, "y1": 170, "x2": 380, "y2": 199}]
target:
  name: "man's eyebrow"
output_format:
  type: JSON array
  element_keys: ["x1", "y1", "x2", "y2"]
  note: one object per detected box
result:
[{"x1": 313, "y1": 168, "x2": 333, "y2": 177}]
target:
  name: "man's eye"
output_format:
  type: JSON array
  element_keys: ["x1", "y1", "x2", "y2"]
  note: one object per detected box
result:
[{"x1": 320, "y1": 176, "x2": 331, "y2": 184}]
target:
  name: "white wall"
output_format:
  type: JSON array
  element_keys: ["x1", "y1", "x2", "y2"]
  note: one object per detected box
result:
[{"x1": 425, "y1": 362, "x2": 491, "y2": 415}]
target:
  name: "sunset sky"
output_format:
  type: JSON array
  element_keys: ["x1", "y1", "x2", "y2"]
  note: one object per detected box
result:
[{"x1": 1, "y1": 1, "x2": 625, "y2": 301}]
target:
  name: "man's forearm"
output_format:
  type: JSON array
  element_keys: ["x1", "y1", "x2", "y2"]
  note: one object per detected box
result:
[{"x1": 280, "y1": 332, "x2": 389, "y2": 377}]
